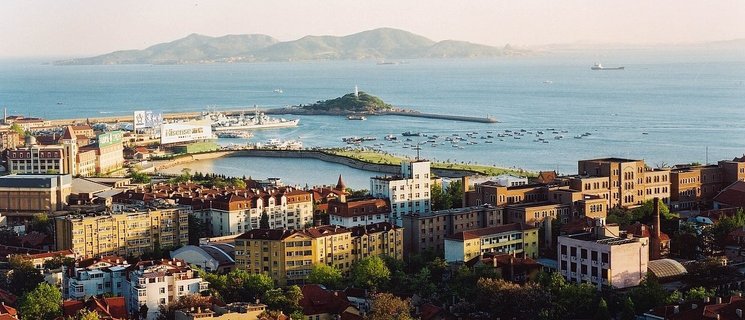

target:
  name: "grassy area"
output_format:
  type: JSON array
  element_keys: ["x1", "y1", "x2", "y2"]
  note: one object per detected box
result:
[{"x1": 323, "y1": 148, "x2": 536, "y2": 177}]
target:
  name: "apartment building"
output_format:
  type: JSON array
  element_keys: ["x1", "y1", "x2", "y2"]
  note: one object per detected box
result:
[
  {"x1": 444, "y1": 223, "x2": 539, "y2": 262},
  {"x1": 558, "y1": 220, "x2": 649, "y2": 289},
  {"x1": 7, "y1": 140, "x2": 71, "y2": 174},
  {"x1": 55, "y1": 204, "x2": 190, "y2": 258},
  {"x1": 0, "y1": 174, "x2": 72, "y2": 212},
  {"x1": 234, "y1": 222, "x2": 403, "y2": 286},
  {"x1": 65, "y1": 256, "x2": 130, "y2": 300},
  {"x1": 327, "y1": 197, "x2": 390, "y2": 228},
  {"x1": 124, "y1": 259, "x2": 209, "y2": 320},
  {"x1": 465, "y1": 180, "x2": 548, "y2": 207},
  {"x1": 370, "y1": 160, "x2": 432, "y2": 225},
  {"x1": 505, "y1": 202, "x2": 571, "y2": 227},
  {"x1": 401, "y1": 205, "x2": 502, "y2": 256},
  {"x1": 0, "y1": 130, "x2": 20, "y2": 150},
  {"x1": 576, "y1": 158, "x2": 671, "y2": 208}
]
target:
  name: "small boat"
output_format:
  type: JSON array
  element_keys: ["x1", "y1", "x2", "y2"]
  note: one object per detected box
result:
[
  {"x1": 485, "y1": 141, "x2": 493, "y2": 144},
  {"x1": 574, "y1": 135, "x2": 582, "y2": 139},
  {"x1": 273, "y1": 89, "x2": 283, "y2": 93},
  {"x1": 347, "y1": 115, "x2": 367, "y2": 120},
  {"x1": 543, "y1": 80, "x2": 553, "y2": 84},
  {"x1": 402, "y1": 131, "x2": 422, "y2": 137},
  {"x1": 642, "y1": 132, "x2": 649, "y2": 135}
]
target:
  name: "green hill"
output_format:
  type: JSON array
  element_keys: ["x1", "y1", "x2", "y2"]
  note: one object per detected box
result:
[
  {"x1": 303, "y1": 92, "x2": 393, "y2": 112},
  {"x1": 55, "y1": 28, "x2": 528, "y2": 65}
]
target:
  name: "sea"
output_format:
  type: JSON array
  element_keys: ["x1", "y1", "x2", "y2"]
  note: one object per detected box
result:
[{"x1": 1, "y1": 48, "x2": 744, "y2": 189}]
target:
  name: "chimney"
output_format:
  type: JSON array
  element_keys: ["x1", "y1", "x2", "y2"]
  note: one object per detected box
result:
[
  {"x1": 705, "y1": 297, "x2": 710, "y2": 303},
  {"x1": 673, "y1": 305, "x2": 680, "y2": 314},
  {"x1": 717, "y1": 297, "x2": 722, "y2": 304},
  {"x1": 651, "y1": 197, "x2": 662, "y2": 260}
]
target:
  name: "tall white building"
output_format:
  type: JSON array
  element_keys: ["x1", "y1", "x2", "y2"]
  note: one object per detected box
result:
[
  {"x1": 124, "y1": 259, "x2": 208, "y2": 320},
  {"x1": 371, "y1": 160, "x2": 431, "y2": 225}
]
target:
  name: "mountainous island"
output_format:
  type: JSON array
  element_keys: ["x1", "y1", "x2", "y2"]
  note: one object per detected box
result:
[{"x1": 54, "y1": 28, "x2": 528, "y2": 65}]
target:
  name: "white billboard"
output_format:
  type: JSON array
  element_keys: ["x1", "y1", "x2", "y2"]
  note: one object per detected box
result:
[
  {"x1": 160, "y1": 121, "x2": 213, "y2": 144},
  {"x1": 133, "y1": 110, "x2": 163, "y2": 129}
]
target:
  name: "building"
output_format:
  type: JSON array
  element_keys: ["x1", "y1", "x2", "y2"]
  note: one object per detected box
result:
[
  {"x1": 6, "y1": 137, "x2": 70, "y2": 174},
  {"x1": 65, "y1": 256, "x2": 130, "y2": 300},
  {"x1": 114, "y1": 184, "x2": 313, "y2": 237},
  {"x1": 574, "y1": 158, "x2": 671, "y2": 208},
  {"x1": 0, "y1": 303, "x2": 18, "y2": 320},
  {"x1": 170, "y1": 244, "x2": 235, "y2": 273},
  {"x1": 174, "y1": 302, "x2": 268, "y2": 320},
  {"x1": 713, "y1": 181, "x2": 745, "y2": 209},
  {"x1": 505, "y1": 201, "x2": 571, "y2": 227},
  {"x1": 444, "y1": 223, "x2": 539, "y2": 262},
  {"x1": 370, "y1": 160, "x2": 432, "y2": 224},
  {"x1": 234, "y1": 222, "x2": 403, "y2": 286},
  {"x1": 298, "y1": 284, "x2": 361, "y2": 320},
  {"x1": 123, "y1": 259, "x2": 209, "y2": 320},
  {"x1": 643, "y1": 295, "x2": 745, "y2": 320},
  {"x1": 327, "y1": 197, "x2": 390, "y2": 227},
  {"x1": 557, "y1": 219, "x2": 649, "y2": 289},
  {"x1": 0, "y1": 130, "x2": 20, "y2": 150},
  {"x1": 55, "y1": 204, "x2": 190, "y2": 258},
  {"x1": 62, "y1": 296, "x2": 128, "y2": 320},
  {"x1": 0, "y1": 174, "x2": 72, "y2": 212},
  {"x1": 14, "y1": 249, "x2": 75, "y2": 270},
  {"x1": 402, "y1": 205, "x2": 502, "y2": 256},
  {"x1": 89, "y1": 130, "x2": 125, "y2": 174}
]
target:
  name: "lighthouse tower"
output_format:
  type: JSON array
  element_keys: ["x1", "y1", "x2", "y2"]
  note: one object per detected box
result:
[{"x1": 354, "y1": 85, "x2": 359, "y2": 98}]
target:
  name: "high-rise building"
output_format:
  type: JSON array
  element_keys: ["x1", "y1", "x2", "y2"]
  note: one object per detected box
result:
[{"x1": 370, "y1": 160, "x2": 432, "y2": 225}]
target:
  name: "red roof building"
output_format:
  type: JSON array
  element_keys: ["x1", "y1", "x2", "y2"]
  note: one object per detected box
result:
[
  {"x1": 714, "y1": 181, "x2": 745, "y2": 209},
  {"x1": 62, "y1": 296, "x2": 127, "y2": 320}
]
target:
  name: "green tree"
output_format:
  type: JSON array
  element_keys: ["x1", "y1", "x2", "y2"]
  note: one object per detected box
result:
[
  {"x1": 629, "y1": 275, "x2": 670, "y2": 313},
  {"x1": 30, "y1": 213, "x2": 52, "y2": 234},
  {"x1": 350, "y1": 256, "x2": 391, "y2": 290},
  {"x1": 366, "y1": 293, "x2": 412, "y2": 320},
  {"x1": 75, "y1": 309, "x2": 101, "y2": 320},
  {"x1": 4, "y1": 256, "x2": 45, "y2": 296},
  {"x1": 10, "y1": 123, "x2": 25, "y2": 137},
  {"x1": 475, "y1": 278, "x2": 552, "y2": 319},
  {"x1": 430, "y1": 183, "x2": 451, "y2": 210},
  {"x1": 620, "y1": 296, "x2": 636, "y2": 320},
  {"x1": 19, "y1": 282, "x2": 62, "y2": 320},
  {"x1": 129, "y1": 170, "x2": 151, "y2": 184},
  {"x1": 262, "y1": 285, "x2": 303, "y2": 315},
  {"x1": 157, "y1": 294, "x2": 211, "y2": 320},
  {"x1": 260, "y1": 212, "x2": 270, "y2": 229},
  {"x1": 685, "y1": 286, "x2": 715, "y2": 302},
  {"x1": 43, "y1": 255, "x2": 75, "y2": 270},
  {"x1": 446, "y1": 180, "x2": 464, "y2": 209},
  {"x1": 308, "y1": 264, "x2": 343, "y2": 289},
  {"x1": 223, "y1": 270, "x2": 274, "y2": 303},
  {"x1": 188, "y1": 215, "x2": 208, "y2": 245},
  {"x1": 593, "y1": 298, "x2": 611, "y2": 320}
]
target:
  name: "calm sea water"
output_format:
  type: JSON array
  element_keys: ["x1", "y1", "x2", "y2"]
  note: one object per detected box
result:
[{"x1": 2, "y1": 49, "x2": 744, "y2": 188}]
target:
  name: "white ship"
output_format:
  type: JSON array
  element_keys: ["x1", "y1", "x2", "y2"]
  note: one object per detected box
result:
[{"x1": 204, "y1": 108, "x2": 300, "y2": 131}]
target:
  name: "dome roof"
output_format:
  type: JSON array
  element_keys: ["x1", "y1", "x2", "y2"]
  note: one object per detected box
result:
[{"x1": 648, "y1": 259, "x2": 688, "y2": 279}]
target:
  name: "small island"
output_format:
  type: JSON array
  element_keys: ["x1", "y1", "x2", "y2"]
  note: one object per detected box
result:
[{"x1": 301, "y1": 91, "x2": 394, "y2": 113}]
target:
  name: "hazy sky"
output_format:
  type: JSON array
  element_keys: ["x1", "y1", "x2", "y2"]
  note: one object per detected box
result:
[{"x1": 1, "y1": 0, "x2": 744, "y2": 57}]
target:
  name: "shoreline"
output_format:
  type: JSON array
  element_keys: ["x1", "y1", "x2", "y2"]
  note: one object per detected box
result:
[
  {"x1": 46, "y1": 107, "x2": 497, "y2": 126},
  {"x1": 148, "y1": 148, "x2": 532, "y2": 179}
]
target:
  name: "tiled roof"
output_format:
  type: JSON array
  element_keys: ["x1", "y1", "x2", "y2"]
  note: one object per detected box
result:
[
  {"x1": 17, "y1": 249, "x2": 75, "y2": 260},
  {"x1": 328, "y1": 198, "x2": 390, "y2": 218},
  {"x1": 0, "y1": 303, "x2": 17, "y2": 316},
  {"x1": 299, "y1": 284, "x2": 354, "y2": 316},
  {"x1": 62, "y1": 296, "x2": 127, "y2": 319},
  {"x1": 349, "y1": 222, "x2": 399, "y2": 237},
  {"x1": 714, "y1": 181, "x2": 745, "y2": 208},
  {"x1": 626, "y1": 222, "x2": 670, "y2": 241}
]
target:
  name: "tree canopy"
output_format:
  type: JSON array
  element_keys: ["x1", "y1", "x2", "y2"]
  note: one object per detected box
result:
[
  {"x1": 350, "y1": 256, "x2": 391, "y2": 290},
  {"x1": 307, "y1": 264, "x2": 343, "y2": 289},
  {"x1": 19, "y1": 282, "x2": 62, "y2": 320}
]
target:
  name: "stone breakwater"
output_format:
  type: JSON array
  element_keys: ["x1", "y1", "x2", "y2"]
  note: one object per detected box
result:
[{"x1": 150, "y1": 149, "x2": 485, "y2": 178}]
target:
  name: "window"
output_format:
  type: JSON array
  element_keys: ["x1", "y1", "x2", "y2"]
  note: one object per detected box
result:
[
  {"x1": 160, "y1": 288, "x2": 166, "y2": 294},
  {"x1": 601, "y1": 252, "x2": 609, "y2": 264}
]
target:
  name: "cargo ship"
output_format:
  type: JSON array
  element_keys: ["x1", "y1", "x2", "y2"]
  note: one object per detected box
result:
[{"x1": 591, "y1": 63, "x2": 624, "y2": 70}]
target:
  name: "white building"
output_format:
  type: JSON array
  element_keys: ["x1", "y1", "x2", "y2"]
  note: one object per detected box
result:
[
  {"x1": 169, "y1": 243, "x2": 235, "y2": 273},
  {"x1": 557, "y1": 219, "x2": 649, "y2": 289},
  {"x1": 66, "y1": 256, "x2": 130, "y2": 300},
  {"x1": 370, "y1": 160, "x2": 431, "y2": 225},
  {"x1": 124, "y1": 259, "x2": 209, "y2": 320},
  {"x1": 327, "y1": 198, "x2": 390, "y2": 228}
]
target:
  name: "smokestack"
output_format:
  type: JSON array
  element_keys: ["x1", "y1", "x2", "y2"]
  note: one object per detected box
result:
[{"x1": 651, "y1": 197, "x2": 661, "y2": 260}]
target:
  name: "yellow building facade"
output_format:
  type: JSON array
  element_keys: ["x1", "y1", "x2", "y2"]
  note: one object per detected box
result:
[
  {"x1": 55, "y1": 206, "x2": 189, "y2": 258},
  {"x1": 444, "y1": 223, "x2": 539, "y2": 262},
  {"x1": 234, "y1": 222, "x2": 403, "y2": 286}
]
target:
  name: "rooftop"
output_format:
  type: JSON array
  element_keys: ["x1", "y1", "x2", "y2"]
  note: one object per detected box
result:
[{"x1": 447, "y1": 223, "x2": 535, "y2": 241}]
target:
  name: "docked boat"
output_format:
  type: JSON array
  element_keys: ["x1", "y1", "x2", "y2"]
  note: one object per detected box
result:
[
  {"x1": 205, "y1": 109, "x2": 299, "y2": 131},
  {"x1": 591, "y1": 63, "x2": 624, "y2": 70},
  {"x1": 216, "y1": 131, "x2": 253, "y2": 139},
  {"x1": 347, "y1": 115, "x2": 367, "y2": 120}
]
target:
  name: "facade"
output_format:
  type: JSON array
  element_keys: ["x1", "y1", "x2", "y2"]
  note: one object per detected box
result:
[
  {"x1": 444, "y1": 223, "x2": 539, "y2": 262},
  {"x1": 370, "y1": 160, "x2": 432, "y2": 224},
  {"x1": 66, "y1": 256, "x2": 130, "y2": 300},
  {"x1": 234, "y1": 222, "x2": 403, "y2": 286},
  {"x1": 505, "y1": 201, "x2": 571, "y2": 226},
  {"x1": 124, "y1": 259, "x2": 209, "y2": 320},
  {"x1": 401, "y1": 205, "x2": 503, "y2": 256},
  {"x1": 0, "y1": 130, "x2": 20, "y2": 150},
  {"x1": 575, "y1": 158, "x2": 671, "y2": 208},
  {"x1": 0, "y1": 174, "x2": 72, "y2": 212},
  {"x1": 55, "y1": 204, "x2": 190, "y2": 258},
  {"x1": 7, "y1": 143, "x2": 69, "y2": 174},
  {"x1": 670, "y1": 165, "x2": 724, "y2": 210},
  {"x1": 327, "y1": 197, "x2": 390, "y2": 227},
  {"x1": 558, "y1": 220, "x2": 649, "y2": 289}
]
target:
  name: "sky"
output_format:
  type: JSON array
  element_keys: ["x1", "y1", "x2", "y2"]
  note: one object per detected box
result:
[{"x1": 1, "y1": 0, "x2": 744, "y2": 57}]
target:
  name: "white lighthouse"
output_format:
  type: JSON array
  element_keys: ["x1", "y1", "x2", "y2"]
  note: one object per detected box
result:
[{"x1": 354, "y1": 85, "x2": 359, "y2": 98}]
